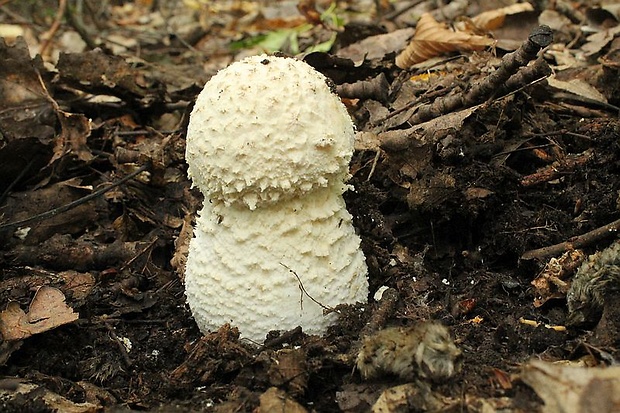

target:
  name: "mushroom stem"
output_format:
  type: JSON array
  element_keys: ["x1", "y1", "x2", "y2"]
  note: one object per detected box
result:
[{"x1": 186, "y1": 185, "x2": 368, "y2": 342}]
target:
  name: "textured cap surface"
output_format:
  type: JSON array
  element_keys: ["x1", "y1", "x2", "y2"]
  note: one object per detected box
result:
[{"x1": 185, "y1": 55, "x2": 355, "y2": 209}]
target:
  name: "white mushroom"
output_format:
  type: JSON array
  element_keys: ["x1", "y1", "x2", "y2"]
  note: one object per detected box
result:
[{"x1": 184, "y1": 55, "x2": 369, "y2": 343}]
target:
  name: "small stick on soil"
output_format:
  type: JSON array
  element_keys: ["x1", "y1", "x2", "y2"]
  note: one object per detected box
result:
[
  {"x1": 337, "y1": 73, "x2": 390, "y2": 103},
  {"x1": 119, "y1": 237, "x2": 159, "y2": 272},
  {"x1": 347, "y1": 288, "x2": 400, "y2": 362},
  {"x1": 467, "y1": 25, "x2": 553, "y2": 102},
  {"x1": 383, "y1": 0, "x2": 425, "y2": 21},
  {"x1": 408, "y1": 25, "x2": 553, "y2": 124},
  {"x1": 360, "y1": 288, "x2": 400, "y2": 338},
  {"x1": 0, "y1": 157, "x2": 36, "y2": 205},
  {"x1": 259, "y1": 326, "x2": 304, "y2": 351},
  {"x1": 104, "y1": 322, "x2": 133, "y2": 367},
  {"x1": 39, "y1": 0, "x2": 67, "y2": 58},
  {"x1": 0, "y1": 163, "x2": 150, "y2": 232},
  {"x1": 64, "y1": 0, "x2": 98, "y2": 50},
  {"x1": 520, "y1": 149, "x2": 594, "y2": 187},
  {"x1": 521, "y1": 218, "x2": 620, "y2": 261},
  {"x1": 497, "y1": 57, "x2": 552, "y2": 96}
]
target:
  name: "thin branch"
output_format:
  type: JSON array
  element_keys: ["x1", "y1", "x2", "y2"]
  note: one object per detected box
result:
[
  {"x1": 0, "y1": 163, "x2": 150, "y2": 232},
  {"x1": 0, "y1": 157, "x2": 36, "y2": 205},
  {"x1": 40, "y1": 0, "x2": 67, "y2": 58},
  {"x1": 520, "y1": 149, "x2": 594, "y2": 187},
  {"x1": 65, "y1": 0, "x2": 98, "y2": 50},
  {"x1": 280, "y1": 262, "x2": 334, "y2": 313},
  {"x1": 408, "y1": 25, "x2": 553, "y2": 125},
  {"x1": 521, "y1": 218, "x2": 620, "y2": 261}
]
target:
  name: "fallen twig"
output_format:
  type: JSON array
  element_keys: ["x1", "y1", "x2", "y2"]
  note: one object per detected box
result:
[
  {"x1": 40, "y1": 0, "x2": 67, "y2": 58},
  {"x1": 346, "y1": 287, "x2": 400, "y2": 363},
  {"x1": 104, "y1": 322, "x2": 133, "y2": 367},
  {"x1": 359, "y1": 288, "x2": 400, "y2": 338},
  {"x1": 520, "y1": 149, "x2": 594, "y2": 187},
  {"x1": 408, "y1": 25, "x2": 553, "y2": 124},
  {"x1": 521, "y1": 218, "x2": 620, "y2": 261},
  {"x1": 337, "y1": 73, "x2": 390, "y2": 103},
  {"x1": 0, "y1": 163, "x2": 150, "y2": 232},
  {"x1": 65, "y1": 0, "x2": 98, "y2": 50},
  {"x1": 498, "y1": 57, "x2": 551, "y2": 96}
]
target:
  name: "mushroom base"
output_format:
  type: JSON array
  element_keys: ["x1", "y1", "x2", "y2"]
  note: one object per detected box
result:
[{"x1": 184, "y1": 186, "x2": 369, "y2": 343}]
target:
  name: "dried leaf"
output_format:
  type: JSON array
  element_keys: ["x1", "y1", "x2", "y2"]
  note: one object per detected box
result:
[
  {"x1": 51, "y1": 111, "x2": 93, "y2": 163},
  {"x1": 0, "y1": 37, "x2": 56, "y2": 187},
  {"x1": 62, "y1": 271, "x2": 96, "y2": 301},
  {"x1": 0, "y1": 286, "x2": 79, "y2": 341},
  {"x1": 371, "y1": 381, "x2": 454, "y2": 413},
  {"x1": 257, "y1": 387, "x2": 308, "y2": 413},
  {"x1": 355, "y1": 131, "x2": 382, "y2": 152},
  {"x1": 396, "y1": 13, "x2": 495, "y2": 68},
  {"x1": 336, "y1": 28, "x2": 416, "y2": 62},
  {"x1": 267, "y1": 349, "x2": 308, "y2": 396},
  {"x1": 171, "y1": 213, "x2": 194, "y2": 280},
  {"x1": 581, "y1": 25, "x2": 620, "y2": 56},
  {"x1": 464, "y1": 187, "x2": 494, "y2": 200},
  {"x1": 0, "y1": 381, "x2": 99, "y2": 413},
  {"x1": 336, "y1": 383, "x2": 383, "y2": 412},
  {"x1": 471, "y1": 3, "x2": 535, "y2": 31},
  {"x1": 531, "y1": 250, "x2": 585, "y2": 307},
  {"x1": 521, "y1": 359, "x2": 620, "y2": 413},
  {"x1": 547, "y1": 75, "x2": 608, "y2": 103}
]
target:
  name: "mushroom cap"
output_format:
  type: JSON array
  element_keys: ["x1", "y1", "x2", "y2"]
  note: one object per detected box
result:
[{"x1": 185, "y1": 55, "x2": 355, "y2": 210}]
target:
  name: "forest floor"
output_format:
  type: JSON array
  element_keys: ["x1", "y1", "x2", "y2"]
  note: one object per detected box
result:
[{"x1": 1, "y1": 1, "x2": 620, "y2": 412}]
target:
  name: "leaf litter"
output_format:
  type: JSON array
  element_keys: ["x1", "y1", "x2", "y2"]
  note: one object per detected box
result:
[{"x1": 1, "y1": 1, "x2": 620, "y2": 412}]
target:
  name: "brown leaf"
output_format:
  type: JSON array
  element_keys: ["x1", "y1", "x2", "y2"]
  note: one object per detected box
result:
[
  {"x1": 531, "y1": 250, "x2": 585, "y2": 308},
  {"x1": 0, "y1": 286, "x2": 79, "y2": 341},
  {"x1": 56, "y1": 50, "x2": 165, "y2": 102},
  {"x1": 471, "y1": 3, "x2": 535, "y2": 31},
  {"x1": 547, "y1": 75, "x2": 609, "y2": 104},
  {"x1": 0, "y1": 38, "x2": 55, "y2": 190},
  {"x1": 521, "y1": 359, "x2": 620, "y2": 413},
  {"x1": 171, "y1": 213, "x2": 194, "y2": 281},
  {"x1": 581, "y1": 25, "x2": 620, "y2": 56},
  {"x1": 51, "y1": 111, "x2": 93, "y2": 163},
  {"x1": 336, "y1": 28, "x2": 416, "y2": 62},
  {"x1": 396, "y1": 13, "x2": 495, "y2": 68},
  {"x1": 267, "y1": 349, "x2": 308, "y2": 397},
  {"x1": 0, "y1": 381, "x2": 100, "y2": 413},
  {"x1": 371, "y1": 382, "x2": 453, "y2": 412},
  {"x1": 258, "y1": 387, "x2": 308, "y2": 413}
]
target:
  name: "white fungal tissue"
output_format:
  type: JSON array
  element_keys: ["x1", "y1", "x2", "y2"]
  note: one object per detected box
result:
[{"x1": 184, "y1": 55, "x2": 369, "y2": 343}]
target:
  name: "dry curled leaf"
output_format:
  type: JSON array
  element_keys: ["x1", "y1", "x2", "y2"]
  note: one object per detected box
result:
[
  {"x1": 257, "y1": 387, "x2": 308, "y2": 413},
  {"x1": 0, "y1": 286, "x2": 79, "y2": 341},
  {"x1": 521, "y1": 359, "x2": 620, "y2": 413},
  {"x1": 267, "y1": 348, "x2": 308, "y2": 397},
  {"x1": 547, "y1": 75, "x2": 609, "y2": 104},
  {"x1": 396, "y1": 13, "x2": 495, "y2": 68},
  {"x1": 470, "y1": 3, "x2": 535, "y2": 31},
  {"x1": 531, "y1": 250, "x2": 586, "y2": 308},
  {"x1": 371, "y1": 381, "x2": 453, "y2": 413}
]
